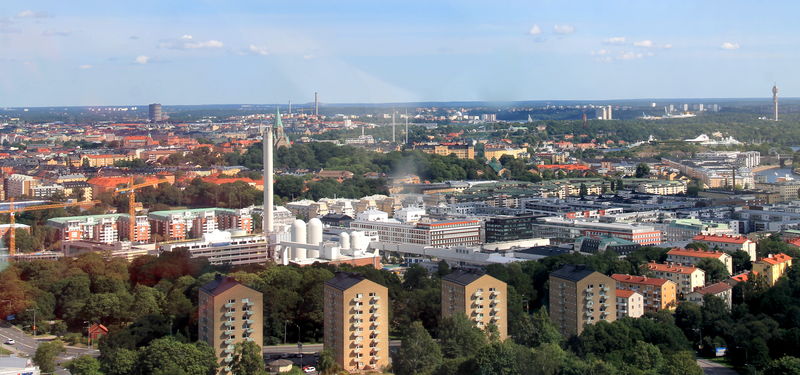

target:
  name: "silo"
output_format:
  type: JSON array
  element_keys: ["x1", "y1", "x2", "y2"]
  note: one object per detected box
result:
[
  {"x1": 307, "y1": 218, "x2": 323, "y2": 259},
  {"x1": 350, "y1": 231, "x2": 365, "y2": 252},
  {"x1": 339, "y1": 232, "x2": 351, "y2": 250},
  {"x1": 291, "y1": 219, "x2": 307, "y2": 260}
]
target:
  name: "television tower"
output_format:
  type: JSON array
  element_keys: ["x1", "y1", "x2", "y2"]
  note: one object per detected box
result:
[{"x1": 773, "y1": 84, "x2": 779, "y2": 121}]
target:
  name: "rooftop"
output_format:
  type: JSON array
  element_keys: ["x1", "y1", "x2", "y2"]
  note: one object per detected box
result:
[
  {"x1": 758, "y1": 253, "x2": 792, "y2": 265},
  {"x1": 612, "y1": 274, "x2": 671, "y2": 287},
  {"x1": 550, "y1": 264, "x2": 596, "y2": 282},
  {"x1": 616, "y1": 289, "x2": 638, "y2": 298},
  {"x1": 692, "y1": 234, "x2": 750, "y2": 244},
  {"x1": 692, "y1": 282, "x2": 732, "y2": 295},
  {"x1": 646, "y1": 262, "x2": 701, "y2": 275},
  {"x1": 199, "y1": 274, "x2": 255, "y2": 296},
  {"x1": 442, "y1": 269, "x2": 487, "y2": 286},
  {"x1": 667, "y1": 248, "x2": 727, "y2": 259},
  {"x1": 324, "y1": 272, "x2": 368, "y2": 291}
]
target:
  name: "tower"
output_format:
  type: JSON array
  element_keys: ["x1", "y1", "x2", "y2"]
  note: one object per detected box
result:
[
  {"x1": 148, "y1": 103, "x2": 163, "y2": 122},
  {"x1": 262, "y1": 116, "x2": 274, "y2": 234},
  {"x1": 274, "y1": 108, "x2": 291, "y2": 148},
  {"x1": 773, "y1": 84, "x2": 779, "y2": 121},
  {"x1": 314, "y1": 92, "x2": 319, "y2": 117},
  {"x1": 404, "y1": 108, "x2": 409, "y2": 145},
  {"x1": 391, "y1": 109, "x2": 396, "y2": 143}
]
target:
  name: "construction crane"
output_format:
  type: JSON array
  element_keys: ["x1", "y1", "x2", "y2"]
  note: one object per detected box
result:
[
  {"x1": 0, "y1": 198, "x2": 99, "y2": 256},
  {"x1": 114, "y1": 177, "x2": 165, "y2": 242}
]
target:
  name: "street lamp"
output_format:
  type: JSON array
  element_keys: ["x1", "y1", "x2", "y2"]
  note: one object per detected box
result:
[
  {"x1": 84, "y1": 321, "x2": 91, "y2": 349},
  {"x1": 283, "y1": 320, "x2": 289, "y2": 344},
  {"x1": 296, "y1": 324, "x2": 302, "y2": 368},
  {"x1": 26, "y1": 308, "x2": 36, "y2": 339}
]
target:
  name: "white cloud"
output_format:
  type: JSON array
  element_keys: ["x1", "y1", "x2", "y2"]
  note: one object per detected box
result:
[
  {"x1": 633, "y1": 40, "x2": 654, "y2": 48},
  {"x1": 159, "y1": 35, "x2": 224, "y2": 50},
  {"x1": 528, "y1": 24, "x2": 542, "y2": 35},
  {"x1": 135, "y1": 55, "x2": 150, "y2": 64},
  {"x1": 604, "y1": 37, "x2": 626, "y2": 45},
  {"x1": 553, "y1": 24, "x2": 575, "y2": 35},
  {"x1": 17, "y1": 10, "x2": 50, "y2": 18},
  {"x1": 247, "y1": 44, "x2": 269, "y2": 56},
  {"x1": 619, "y1": 51, "x2": 645, "y2": 60},
  {"x1": 721, "y1": 42, "x2": 740, "y2": 50},
  {"x1": 79, "y1": 64, "x2": 93, "y2": 69},
  {"x1": 303, "y1": 54, "x2": 316, "y2": 60},
  {"x1": 591, "y1": 49, "x2": 609, "y2": 56},
  {"x1": 662, "y1": 43, "x2": 673, "y2": 49}
]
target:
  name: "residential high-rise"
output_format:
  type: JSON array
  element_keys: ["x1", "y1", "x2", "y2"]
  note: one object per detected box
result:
[
  {"x1": 441, "y1": 270, "x2": 508, "y2": 340},
  {"x1": 148, "y1": 103, "x2": 163, "y2": 122},
  {"x1": 549, "y1": 264, "x2": 616, "y2": 337},
  {"x1": 773, "y1": 84, "x2": 779, "y2": 121},
  {"x1": 612, "y1": 274, "x2": 677, "y2": 313},
  {"x1": 198, "y1": 275, "x2": 263, "y2": 374},
  {"x1": 324, "y1": 273, "x2": 390, "y2": 373}
]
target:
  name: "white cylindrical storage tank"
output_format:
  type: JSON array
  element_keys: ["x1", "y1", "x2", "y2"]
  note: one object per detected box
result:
[
  {"x1": 307, "y1": 218, "x2": 323, "y2": 246},
  {"x1": 291, "y1": 219, "x2": 307, "y2": 260},
  {"x1": 350, "y1": 231, "x2": 365, "y2": 252},
  {"x1": 339, "y1": 232, "x2": 351, "y2": 250}
]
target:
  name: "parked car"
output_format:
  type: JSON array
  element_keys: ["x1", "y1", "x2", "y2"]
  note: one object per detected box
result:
[
  {"x1": 4, "y1": 339, "x2": 14, "y2": 345},
  {"x1": 302, "y1": 366, "x2": 316, "y2": 373}
]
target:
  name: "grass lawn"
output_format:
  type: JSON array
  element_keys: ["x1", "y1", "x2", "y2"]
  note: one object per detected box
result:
[
  {"x1": 0, "y1": 347, "x2": 12, "y2": 355},
  {"x1": 705, "y1": 356, "x2": 736, "y2": 368}
]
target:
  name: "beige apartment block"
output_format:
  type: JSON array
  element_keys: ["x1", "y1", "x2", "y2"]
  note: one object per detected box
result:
[
  {"x1": 441, "y1": 270, "x2": 508, "y2": 340},
  {"x1": 549, "y1": 264, "x2": 617, "y2": 337},
  {"x1": 198, "y1": 275, "x2": 263, "y2": 374},
  {"x1": 324, "y1": 273, "x2": 390, "y2": 373}
]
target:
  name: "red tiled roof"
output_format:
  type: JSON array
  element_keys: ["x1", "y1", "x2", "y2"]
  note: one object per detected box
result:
[
  {"x1": 693, "y1": 282, "x2": 732, "y2": 295},
  {"x1": 646, "y1": 262, "x2": 700, "y2": 274},
  {"x1": 667, "y1": 248, "x2": 727, "y2": 259},
  {"x1": 616, "y1": 289, "x2": 637, "y2": 298},
  {"x1": 731, "y1": 272, "x2": 751, "y2": 282},
  {"x1": 612, "y1": 274, "x2": 670, "y2": 287},
  {"x1": 692, "y1": 234, "x2": 750, "y2": 244},
  {"x1": 758, "y1": 253, "x2": 792, "y2": 265}
]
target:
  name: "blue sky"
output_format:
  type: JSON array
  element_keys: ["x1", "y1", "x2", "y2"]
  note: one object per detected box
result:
[{"x1": 0, "y1": 0, "x2": 797, "y2": 106}]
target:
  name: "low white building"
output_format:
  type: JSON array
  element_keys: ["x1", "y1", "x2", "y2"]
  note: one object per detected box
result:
[{"x1": 615, "y1": 289, "x2": 644, "y2": 319}]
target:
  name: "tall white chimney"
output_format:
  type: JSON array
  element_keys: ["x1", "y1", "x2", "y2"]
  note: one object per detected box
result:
[{"x1": 263, "y1": 110, "x2": 275, "y2": 234}]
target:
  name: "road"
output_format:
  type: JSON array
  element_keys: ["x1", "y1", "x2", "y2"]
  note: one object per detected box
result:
[
  {"x1": 697, "y1": 358, "x2": 740, "y2": 375},
  {"x1": 263, "y1": 339, "x2": 401, "y2": 356},
  {"x1": 0, "y1": 321, "x2": 99, "y2": 375}
]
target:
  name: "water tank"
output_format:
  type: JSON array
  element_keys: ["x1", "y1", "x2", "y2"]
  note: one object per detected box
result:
[
  {"x1": 291, "y1": 219, "x2": 307, "y2": 260},
  {"x1": 307, "y1": 218, "x2": 323, "y2": 246},
  {"x1": 350, "y1": 231, "x2": 365, "y2": 252},
  {"x1": 339, "y1": 232, "x2": 351, "y2": 250}
]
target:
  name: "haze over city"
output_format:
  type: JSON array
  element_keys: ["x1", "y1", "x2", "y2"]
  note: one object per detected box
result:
[{"x1": 1, "y1": 0, "x2": 798, "y2": 106}]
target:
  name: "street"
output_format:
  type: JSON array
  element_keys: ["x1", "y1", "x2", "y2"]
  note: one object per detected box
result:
[
  {"x1": 697, "y1": 358, "x2": 740, "y2": 375},
  {"x1": 0, "y1": 321, "x2": 99, "y2": 374}
]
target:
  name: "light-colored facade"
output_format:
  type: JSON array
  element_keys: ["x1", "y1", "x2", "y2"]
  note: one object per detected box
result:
[
  {"x1": 549, "y1": 265, "x2": 617, "y2": 337},
  {"x1": 666, "y1": 248, "x2": 734, "y2": 275},
  {"x1": 441, "y1": 271, "x2": 507, "y2": 340},
  {"x1": 645, "y1": 262, "x2": 706, "y2": 297},
  {"x1": 615, "y1": 289, "x2": 644, "y2": 319},
  {"x1": 148, "y1": 208, "x2": 252, "y2": 241},
  {"x1": 686, "y1": 282, "x2": 733, "y2": 309},
  {"x1": 612, "y1": 274, "x2": 677, "y2": 312},
  {"x1": 323, "y1": 273, "x2": 390, "y2": 373},
  {"x1": 198, "y1": 276, "x2": 263, "y2": 374},
  {"x1": 692, "y1": 234, "x2": 757, "y2": 262},
  {"x1": 286, "y1": 199, "x2": 330, "y2": 220},
  {"x1": 634, "y1": 180, "x2": 688, "y2": 195},
  {"x1": 752, "y1": 253, "x2": 793, "y2": 286},
  {"x1": 350, "y1": 219, "x2": 481, "y2": 248},
  {"x1": 160, "y1": 232, "x2": 269, "y2": 266},
  {"x1": 47, "y1": 214, "x2": 126, "y2": 244},
  {"x1": 5, "y1": 174, "x2": 38, "y2": 198}
]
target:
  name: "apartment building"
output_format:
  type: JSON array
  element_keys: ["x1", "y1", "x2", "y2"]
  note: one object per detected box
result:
[
  {"x1": 30, "y1": 183, "x2": 64, "y2": 199},
  {"x1": 441, "y1": 270, "x2": 507, "y2": 340},
  {"x1": 687, "y1": 282, "x2": 733, "y2": 309},
  {"x1": 350, "y1": 219, "x2": 481, "y2": 248},
  {"x1": 533, "y1": 217, "x2": 662, "y2": 245},
  {"x1": 148, "y1": 208, "x2": 252, "y2": 241},
  {"x1": 323, "y1": 273, "x2": 390, "y2": 373},
  {"x1": 666, "y1": 248, "x2": 734, "y2": 275},
  {"x1": 752, "y1": 253, "x2": 793, "y2": 286},
  {"x1": 549, "y1": 264, "x2": 616, "y2": 337},
  {"x1": 160, "y1": 232, "x2": 269, "y2": 266},
  {"x1": 5, "y1": 174, "x2": 37, "y2": 198},
  {"x1": 691, "y1": 234, "x2": 757, "y2": 261},
  {"x1": 645, "y1": 262, "x2": 706, "y2": 297},
  {"x1": 414, "y1": 142, "x2": 475, "y2": 159},
  {"x1": 47, "y1": 214, "x2": 126, "y2": 244},
  {"x1": 615, "y1": 289, "x2": 644, "y2": 319},
  {"x1": 286, "y1": 200, "x2": 329, "y2": 221},
  {"x1": 634, "y1": 180, "x2": 688, "y2": 195},
  {"x1": 612, "y1": 274, "x2": 677, "y2": 313},
  {"x1": 198, "y1": 275, "x2": 263, "y2": 374}
]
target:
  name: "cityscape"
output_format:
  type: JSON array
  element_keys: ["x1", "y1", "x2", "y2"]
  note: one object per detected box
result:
[{"x1": 3, "y1": 1, "x2": 800, "y2": 375}]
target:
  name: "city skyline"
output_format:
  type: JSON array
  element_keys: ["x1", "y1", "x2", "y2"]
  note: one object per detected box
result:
[{"x1": 1, "y1": 0, "x2": 798, "y2": 106}]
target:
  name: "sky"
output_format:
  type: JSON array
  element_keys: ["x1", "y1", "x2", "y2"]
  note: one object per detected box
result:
[{"x1": 0, "y1": 0, "x2": 798, "y2": 107}]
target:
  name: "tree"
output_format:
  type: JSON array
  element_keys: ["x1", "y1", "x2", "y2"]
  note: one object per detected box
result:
[
  {"x1": 230, "y1": 341, "x2": 267, "y2": 375},
  {"x1": 764, "y1": 356, "x2": 800, "y2": 375},
  {"x1": 135, "y1": 337, "x2": 217, "y2": 375},
  {"x1": 317, "y1": 348, "x2": 340, "y2": 375},
  {"x1": 473, "y1": 341, "x2": 530, "y2": 375},
  {"x1": 696, "y1": 258, "x2": 730, "y2": 283},
  {"x1": 579, "y1": 183, "x2": 588, "y2": 198},
  {"x1": 100, "y1": 348, "x2": 138, "y2": 375},
  {"x1": 437, "y1": 260, "x2": 451, "y2": 277},
  {"x1": 512, "y1": 309, "x2": 561, "y2": 348},
  {"x1": 531, "y1": 343, "x2": 566, "y2": 375},
  {"x1": 635, "y1": 163, "x2": 650, "y2": 178},
  {"x1": 731, "y1": 250, "x2": 752, "y2": 273},
  {"x1": 660, "y1": 351, "x2": 703, "y2": 375},
  {"x1": 394, "y1": 321, "x2": 442, "y2": 375},
  {"x1": 674, "y1": 302, "x2": 702, "y2": 345},
  {"x1": 33, "y1": 340, "x2": 65, "y2": 374},
  {"x1": 66, "y1": 355, "x2": 103, "y2": 375},
  {"x1": 438, "y1": 314, "x2": 488, "y2": 358}
]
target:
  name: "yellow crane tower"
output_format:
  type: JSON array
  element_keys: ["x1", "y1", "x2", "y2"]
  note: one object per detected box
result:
[{"x1": 0, "y1": 198, "x2": 99, "y2": 256}]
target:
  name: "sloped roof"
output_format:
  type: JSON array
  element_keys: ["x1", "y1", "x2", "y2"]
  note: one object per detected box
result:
[
  {"x1": 550, "y1": 264, "x2": 596, "y2": 282},
  {"x1": 442, "y1": 269, "x2": 487, "y2": 286},
  {"x1": 324, "y1": 272, "x2": 367, "y2": 291}
]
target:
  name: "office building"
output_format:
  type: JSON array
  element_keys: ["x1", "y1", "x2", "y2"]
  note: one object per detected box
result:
[
  {"x1": 160, "y1": 231, "x2": 269, "y2": 266},
  {"x1": 323, "y1": 273, "x2": 390, "y2": 373},
  {"x1": 612, "y1": 274, "x2": 677, "y2": 313},
  {"x1": 752, "y1": 253, "x2": 793, "y2": 286},
  {"x1": 549, "y1": 264, "x2": 616, "y2": 337},
  {"x1": 645, "y1": 262, "x2": 705, "y2": 297},
  {"x1": 615, "y1": 289, "x2": 644, "y2": 319},
  {"x1": 666, "y1": 248, "x2": 733, "y2": 275},
  {"x1": 484, "y1": 215, "x2": 539, "y2": 243},
  {"x1": 198, "y1": 275, "x2": 263, "y2": 374},
  {"x1": 350, "y1": 219, "x2": 481, "y2": 248},
  {"x1": 441, "y1": 270, "x2": 507, "y2": 340},
  {"x1": 148, "y1": 103, "x2": 163, "y2": 122}
]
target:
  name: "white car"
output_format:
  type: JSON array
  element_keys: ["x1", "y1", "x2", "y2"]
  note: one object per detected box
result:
[
  {"x1": 302, "y1": 366, "x2": 316, "y2": 373},
  {"x1": 4, "y1": 339, "x2": 14, "y2": 345}
]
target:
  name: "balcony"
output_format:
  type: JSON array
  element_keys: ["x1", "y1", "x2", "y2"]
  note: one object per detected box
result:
[
  {"x1": 373, "y1": 355, "x2": 382, "y2": 361},
  {"x1": 371, "y1": 295, "x2": 381, "y2": 302},
  {"x1": 243, "y1": 309, "x2": 254, "y2": 316},
  {"x1": 224, "y1": 338, "x2": 234, "y2": 345},
  {"x1": 224, "y1": 302, "x2": 234, "y2": 308},
  {"x1": 223, "y1": 321, "x2": 235, "y2": 327},
  {"x1": 372, "y1": 312, "x2": 382, "y2": 318},
  {"x1": 353, "y1": 295, "x2": 363, "y2": 302},
  {"x1": 244, "y1": 337, "x2": 254, "y2": 342},
  {"x1": 224, "y1": 345, "x2": 235, "y2": 354},
  {"x1": 224, "y1": 329, "x2": 234, "y2": 336},
  {"x1": 244, "y1": 328, "x2": 254, "y2": 334},
  {"x1": 474, "y1": 290, "x2": 484, "y2": 297},
  {"x1": 224, "y1": 311, "x2": 234, "y2": 318},
  {"x1": 223, "y1": 355, "x2": 234, "y2": 363},
  {"x1": 242, "y1": 299, "x2": 254, "y2": 307},
  {"x1": 490, "y1": 290, "x2": 501, "y2": 297},
  {"x1": 372, "y1": 337, "x2": 382, "y2": 343}
]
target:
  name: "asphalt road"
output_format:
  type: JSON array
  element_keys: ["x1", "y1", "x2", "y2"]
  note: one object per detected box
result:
[
  {"x1": 697, "y1": 358, "x2": 740, "y2": 375},
  {"x1": 0, "y1": 321, "x2": 99, "y2": 375}
]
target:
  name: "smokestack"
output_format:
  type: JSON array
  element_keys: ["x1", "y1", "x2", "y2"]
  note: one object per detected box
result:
[
  {"x1": 288, "y1": 100, "x2": 292, "y2": 115},
  {"x1": 405, "y1": 108, "x2": 409, "y2": 145},
  {"x1": 263, "y1": 110, "x2": 275, "y2": 234},
  {"x1": 392, "y1": 108, "x2": 396, "y2": 143},
  {"x1": 314, "y1": 92, "x2": 319, "y2": 117}
]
